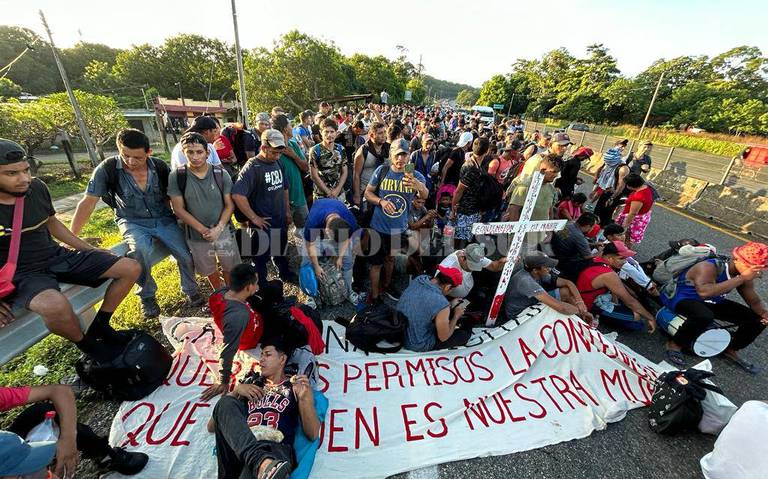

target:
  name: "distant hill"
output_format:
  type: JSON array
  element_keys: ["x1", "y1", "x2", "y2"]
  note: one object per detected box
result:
[{"x1": 423, "y1": 75, "x2": 478, "y2": 100}]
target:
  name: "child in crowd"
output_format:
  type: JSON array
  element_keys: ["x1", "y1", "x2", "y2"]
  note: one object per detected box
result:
[
  {"x1": 407, "y1": 195, "x2": 437, "y2": 275},
  {"x1": 557, "y1": 192, "x2": 587, "y2": 221}
]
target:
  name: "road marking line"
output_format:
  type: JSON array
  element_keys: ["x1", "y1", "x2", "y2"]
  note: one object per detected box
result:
[{"x1": 407, "y1": 465, "x2": 440, "y2": 479}]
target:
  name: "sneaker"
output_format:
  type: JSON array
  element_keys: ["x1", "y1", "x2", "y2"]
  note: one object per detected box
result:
[
  {"x1": 141, "y1": 298, "x2": 161, "y2": 319},
  {"x1": 185, "y1": 292, "x2": 206, "y2": 308},
  {"x1": 98, "y1": 447, "x2": 149, "y2": 475},
  {"x1": 61, "y1": 375, "x2": 97, "y2": 399},
  {"x1": 305, "y1": 297, "x2": 317, "y2": 309},
  {"x1": 348, "y1": 291, "x2": 361, "y2": 305}
]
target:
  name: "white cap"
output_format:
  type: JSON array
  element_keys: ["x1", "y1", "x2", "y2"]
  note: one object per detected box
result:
[{"x1": 457, "y1": 132, "x2": 473, "y2": 148}]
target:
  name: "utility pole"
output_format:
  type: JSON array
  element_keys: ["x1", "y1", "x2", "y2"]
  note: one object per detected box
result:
[
  {"x1": 507, "y1": 93, "x2": 516, "y2": 117},
  {"x1": 175, "y1": 82, "x2": 184, "y2": 106},
  {"x1": 636, "y1": 71, "x2": 665, "y2": 145},
  {"x1": 231, "y1": 0, "x2": 250, "y2": 128},
  {"x1": 40, "y1": 10, "x2": 100, "y2": 167}
]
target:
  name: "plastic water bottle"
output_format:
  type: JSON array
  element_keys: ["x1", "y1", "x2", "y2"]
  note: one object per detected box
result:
[
  {"x1": 442, "y1": 224, "x2": 455, "y2": 252},
  {"x1": 26, "y1": 411, "x2": 59, "y2": 442}
]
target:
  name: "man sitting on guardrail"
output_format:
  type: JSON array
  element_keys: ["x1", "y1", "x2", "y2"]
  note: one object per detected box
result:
[
  {"x1": 71, "y1": 129, "x2": 205, "y2": 319},
  {"x1": 0, "y1": 139, "x2": 141, "y2": 363}
]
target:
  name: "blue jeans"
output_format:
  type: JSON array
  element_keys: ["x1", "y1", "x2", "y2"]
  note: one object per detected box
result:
[
  {"x1": 118, "y1": 217, "x2": 198, "y2": 301},
  {"x1": 301, "y1": 235, "x2": 358, "y2": 297}
]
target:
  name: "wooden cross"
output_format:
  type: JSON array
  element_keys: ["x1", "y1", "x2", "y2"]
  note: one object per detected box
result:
[{"x1": 471, "y1": 171, "x2": 566, "y2": 327}]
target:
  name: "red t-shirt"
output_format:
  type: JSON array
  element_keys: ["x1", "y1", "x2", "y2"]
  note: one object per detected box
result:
[
  {"x1": 622, "y1": 186, "x2": 654, "y2": 215},
  {"x1": 1, "y1": 386, "x2": 31, "y2": 412}
]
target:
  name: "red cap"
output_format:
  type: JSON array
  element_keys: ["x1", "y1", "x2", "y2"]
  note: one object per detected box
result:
[
  {"x1": 611, "y1": 240, "x2": 637, "y2": 258},
  {"x1": 572, "y1": 147, "x2": 594, "y2": 159},
  {"x1": 733, "y1": 242, "x2": 768, "y2": 268},
  {"x1": 436, "y1": 265, "x2": 463, "y2": 287}
]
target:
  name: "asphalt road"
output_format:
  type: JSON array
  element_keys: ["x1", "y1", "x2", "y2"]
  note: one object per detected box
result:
[{"x1": 392, "y1": 180, "x2": 768, "y2": 479}]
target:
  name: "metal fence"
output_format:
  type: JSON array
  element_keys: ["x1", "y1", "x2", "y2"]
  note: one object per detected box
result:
[{"x1": 522, "y1": 121, "x2": 768, "y2": 194}]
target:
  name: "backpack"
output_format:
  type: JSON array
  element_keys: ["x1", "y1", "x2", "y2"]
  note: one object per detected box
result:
[
  {"x1": 648, "y1": 368, "x2": 723, "y2": 435},
  {"x1": 469, "y1": 158, "x2": 503, "y2": 212},
  {"x1": 652, "y1": 245, "x2": 724, "y2": 299},
  {"x1": 75, "y1": 329, "x2": 173, "y2": 401},
  {"x1": 317, "y1": 262, "x2": 347, "y2": 306},
  {"x1": 223, "y1": 126, "x2": 254, "y2": 166},
  {"x1": 345, "y1": 301, "x2": 407, "y2": 353},
  {"x1": 100, "y1": 156, "x2": 170, "y2": 209},
  {"x1": 176, "y1": 165, "x2": 226, "y2": 204}
]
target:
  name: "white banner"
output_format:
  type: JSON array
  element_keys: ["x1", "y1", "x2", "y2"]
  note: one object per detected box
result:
[{"x1": 108, "y1": 307, "x2": 663, "y2": 479}]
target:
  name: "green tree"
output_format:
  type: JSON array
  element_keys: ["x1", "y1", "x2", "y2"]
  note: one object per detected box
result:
[
  {"x1": 243, "y1": 31, "x2": 349, "y2": 114},
  {"x1": 43, "y1": 91, "x2": 129, "y2": 161},
  {"x1": 455, "y1": 88, "x2": 479, "y2": 107},
  {"x1": 61, "y1": 42, "x2": 121, "y2": 89},
  {"x1": 0, "y1": 26, "x2": 59, "y2": 94},
  {"x1": 345, "y1": 54, "x2": 405, "y2": 103},
  {"x1": 406, "y1": 78, "x2": 427, "y2": 105},
  {"x1": 478, "y1": 75, "x2": 510, "y2": 107},
  {"x1": 0, "y1": 100, "x2": 57, "y2": 172},
  {"x1": 550, "y1": 44, "x2": 619, "y2": 122},
  {"x1": 0, "y1": 78, "x2": 23, "y2": 98}
]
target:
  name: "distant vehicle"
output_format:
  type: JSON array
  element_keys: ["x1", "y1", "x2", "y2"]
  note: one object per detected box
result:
[
  {"x1": 471, "y1": 105, "x2": 495, "y2": 129},
  {"x1": 567, "y1": 123, "x2": 590, "y2": 132},
  {"x1": 687, "y1": 126, "x2": 707, "y2": 134}
]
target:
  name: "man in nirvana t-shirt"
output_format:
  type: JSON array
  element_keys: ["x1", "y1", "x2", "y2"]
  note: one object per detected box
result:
[{"x1": 209, "y1": 335, "x2": 320, "y2": 479}]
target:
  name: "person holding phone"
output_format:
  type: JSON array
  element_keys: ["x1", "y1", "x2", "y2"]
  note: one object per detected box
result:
[
  {"x1": 364, "y1": 145, "x2": 428, "y2": 302},
  {"x1": 397, "y1": 265, "x2": 473, "y2": 351}
]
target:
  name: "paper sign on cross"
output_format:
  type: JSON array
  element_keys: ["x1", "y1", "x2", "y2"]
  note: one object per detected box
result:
[{"x1": 472, "y1": 171, "x2": 566, "y2": 327}]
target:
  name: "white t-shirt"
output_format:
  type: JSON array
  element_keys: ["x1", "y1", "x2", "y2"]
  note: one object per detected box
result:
[
  {"x1": 701, "y1": 401, "x2": 768, "y2": 479},
  {"x1": 439, "y1": 251, "x2": 492, "y2": 298},
  {"x1": 171, "y1": 142, "x2": 221, "y2": 169}
]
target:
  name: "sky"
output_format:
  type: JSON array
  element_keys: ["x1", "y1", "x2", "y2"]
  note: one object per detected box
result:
[{"x1": 4, "y1": 0, "x2": 768, "y2": 88}]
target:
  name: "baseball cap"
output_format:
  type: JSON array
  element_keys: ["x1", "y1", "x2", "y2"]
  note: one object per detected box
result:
[
  {"x1": 615, "y1": 138, "x2": 629, "y2": 147},
  {"x1": 464, "y1": 243, "x2": 489, "y2": 271},
  {"x1": 255, "y1": 112, "x2": 271, "y2": 123},
  {"x1": 457, "y1": 132, "x2": 473, "y2": 148},
  {"x1": 422, "y1": 133, "x2": 434, "y2": 143},
  {"x1": 0, "y1": 139, "x2": 27, "y2": 165},
  {"x1": 0, "y1": 431, "x2": 56, "y2": 476},
  {"x1": 732, "y1": 242, "x2": 768, "y2": 268},
  {"x1": 522, "y1": 251, "x2": 558, "y2": 269},
  {"x1": 611, "y1": 240, "x2": 637, "y2": 258},
  {"x1": 391, "y1": 144, "x2": 409, "y2": 157},
  {"x1": 642, "y1": 140, "x2": 653, "y2": 146},
  {"x1": 572, "y1": 146, "x2": 594, "y2": 159},
  {"x1": 261, "y1": 129, "x2": 286, "y2": 148},
  {"x1": 552, "y1": 132, "x2": 573, "y2": 146},
  {"x1": 436, "y1": 265, "x2": 463, "y2": 287}
]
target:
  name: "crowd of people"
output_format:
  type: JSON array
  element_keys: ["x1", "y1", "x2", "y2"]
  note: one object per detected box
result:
[{"x1": 1, "y1": 97, "x2": 767, "y2": 478}]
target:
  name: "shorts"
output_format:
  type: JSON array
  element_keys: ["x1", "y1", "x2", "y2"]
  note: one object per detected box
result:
[
  {"x1": 368, "y1": 230, "x2": 409, "y2": 266},
  {"x1": 187, "y1": 226, "x2": 242, "y2": 276},
  {"x1": 9, "y1": 247, "x2": 121, "y2": 309},
  {"x1": 454, "y1": 212, "x2": 482, "y2": 241}
]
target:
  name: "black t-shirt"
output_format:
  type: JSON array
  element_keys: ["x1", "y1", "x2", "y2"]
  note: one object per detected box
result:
[
  {"x1": 0, "y1": 178, "x2": 59, "y2": 273},
  {"x1": 443, "y1": 147, "x2": 466, "y2": 185},
  {"x1": 246, "y1": 379, "x2": 299, "y2": 445}
]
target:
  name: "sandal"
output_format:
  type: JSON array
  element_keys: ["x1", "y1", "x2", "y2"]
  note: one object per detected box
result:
[
  {"x1": 258, "y1": 459, "x2": 291, "y2": 479},
  {"x1": 664, "y1": 349, "x2": 686, "y2": 368},
  {"x1": 725, "y1": 355, "x2": 761, "y2": 375}
]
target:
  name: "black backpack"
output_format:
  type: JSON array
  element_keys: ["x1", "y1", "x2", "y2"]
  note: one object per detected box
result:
[
  {"x1": 100, "y1": 156, "x2": 170, "y2": 209},
  {"x1": 648, "y1": 369, "x2": 723, "y2": 435},
  {"x1": 470, "y1": 159, "x2": 503, "y2": 212},
  {"x1": 75, "y1": 329, "x2": 173, "y2": 401},
  {"x1": 345, "y1": 302, "x2": 407, "y2": 353}
]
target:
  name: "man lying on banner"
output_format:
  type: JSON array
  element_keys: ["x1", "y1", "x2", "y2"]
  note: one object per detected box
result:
[
  {"x1": 500, "y1": 251, "x2": 594, "y2": 325},
  {"x1": 208, "y1": 334, "x2": 320, "y2": 479},
  {"x1": 574, "y1": 242, "x2": 657, "y2": 332}
]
